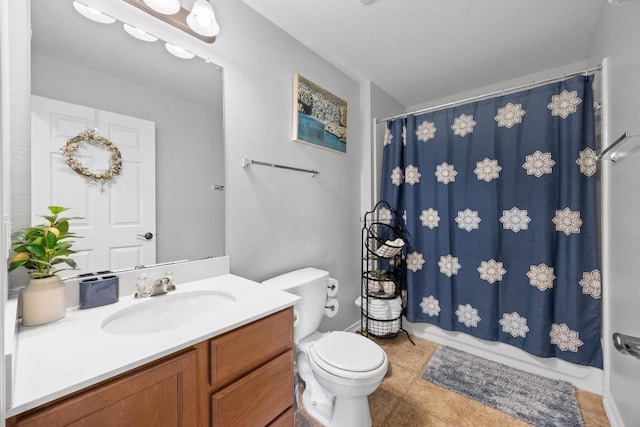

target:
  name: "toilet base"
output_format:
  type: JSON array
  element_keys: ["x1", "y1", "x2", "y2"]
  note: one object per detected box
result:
[
  {"x1": 301, "y1": 386, "x2": 333, "y2": 426},
  {"x1": 301, "y1": 384, "x2": 373, "y2": 427},
  {"x1": 331, "y1": 395, "x2": 372, "y2": 427}
]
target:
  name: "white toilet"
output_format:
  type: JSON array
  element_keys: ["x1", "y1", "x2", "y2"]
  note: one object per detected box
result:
[{"x1": 263, "y1": 267, "x2": 388, "y2": 427}]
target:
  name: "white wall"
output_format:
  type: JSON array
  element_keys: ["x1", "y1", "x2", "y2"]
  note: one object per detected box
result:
[
  {"x1": 370, "y1": 83, "x2": 405, "y2": 203},
  {"x1": 0, "y1": 0, "x2": 16, "y2": 421},
  {"x1": 29, "y1": 52, "x2": 224, "y2": 264},
  {"x1": 0, "y1": 0, "x2": 7, "y2": 421},
  {"x1": 6, "y1": 0, "x2": 363, "y2": 332},
  {"x1": 588, "y1": 2, "x2": 640, "y2": 426},
  {"x1": 407, "y1": 61, "x2": 588, "y2": 113},
  {"x1": 214, "y1": 1, "x2": 363, "y2": 331}
]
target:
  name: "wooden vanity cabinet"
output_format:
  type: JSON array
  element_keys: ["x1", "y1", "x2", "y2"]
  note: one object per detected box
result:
[
  {"x1": 7, "y1": 349, "x2": 199, "y2": 427},
  {"x1": 8, "y1": 308, "x2": 295, "y2": 427},
  {"x1": 204, "y1": 307, "x2": 295, "y2": 426}
]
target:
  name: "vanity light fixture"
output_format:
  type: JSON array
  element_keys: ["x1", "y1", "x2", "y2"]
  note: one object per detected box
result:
[
  {"x1": 72, "y1": 1, "x2": 116, "y2": 24},
  {"x1": 123, "y1": 23, "x2": 159, "y2": 42},
  {"x1": 124, "y1": 0, "x2": 218, "y2": 43},
  {"x1": 73, "y1": 1, "x2": 210, "y2": 61},
  {"x1": 142, "y1": 0, "x2": 180, "y2": 15},
  {"x1": 165, "y1": 42, "x2": 195, "y2": 59}
]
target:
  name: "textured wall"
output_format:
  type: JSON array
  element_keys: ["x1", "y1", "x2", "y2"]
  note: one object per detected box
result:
[
  {"x1": 371, "y1": 82, "x2": 405, "y2": 202},
  {"x1": 588, "y1": 2, "x2": 640, "y2": 425},
  {"x1": 212, "y1": 2, "x2": 362, "y2": 331}
]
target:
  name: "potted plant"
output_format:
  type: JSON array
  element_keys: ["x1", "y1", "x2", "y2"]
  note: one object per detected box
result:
[
  {"x1": 370, "y1": 269, "x2": 396, "y2": 295},
  {"x1": 9, "y1": 206, "x2": 80, "y2": 326}
]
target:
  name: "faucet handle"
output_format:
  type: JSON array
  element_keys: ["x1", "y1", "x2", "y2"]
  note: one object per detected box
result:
[
  {"x1": 134, "y1": 274, "x2": 152, "y2": 298},
  {"x1": 164, "y1": 272, "x2": 176, "y2": 291}
]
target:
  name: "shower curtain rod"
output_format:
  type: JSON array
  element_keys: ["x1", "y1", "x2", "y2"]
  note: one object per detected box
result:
[{"x1": 376, "y1": 65, "x2": 602, "y2": 123}]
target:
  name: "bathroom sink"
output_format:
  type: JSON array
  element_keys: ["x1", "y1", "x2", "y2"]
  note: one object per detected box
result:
[{"x1": 101, "y1": 290, "x2": 236, "y2": 335}]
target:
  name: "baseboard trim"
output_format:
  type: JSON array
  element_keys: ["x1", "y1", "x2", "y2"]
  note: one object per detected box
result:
[
  {"x1": 602, "y1": 388, "x2": 624, "y2": 427},
  {"x1": 344, "y1": 321, "x2": 360, "y2": 333}
]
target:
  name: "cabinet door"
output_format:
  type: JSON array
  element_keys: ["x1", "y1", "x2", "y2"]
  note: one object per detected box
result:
[
  {"x1": 12, "y1": 350, "x2": 198, "y2": 427},
  {"x1": 211, "y1": 350, "x2": 293, "y2": 427}
]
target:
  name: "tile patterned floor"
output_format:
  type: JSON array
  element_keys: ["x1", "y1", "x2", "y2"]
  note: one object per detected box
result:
[{"x1": 296, "y1": 334, "x2": 611, "y2": 427}]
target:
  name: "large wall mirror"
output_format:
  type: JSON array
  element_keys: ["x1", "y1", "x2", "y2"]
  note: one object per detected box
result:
[{"x1": 29, "y1": 0, "x2": 224, "y2": 276}]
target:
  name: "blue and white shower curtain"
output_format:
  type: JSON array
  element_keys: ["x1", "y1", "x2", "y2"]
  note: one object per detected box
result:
[{"x1": 380, "y1": 75, "x2": 602, "y2": 368}]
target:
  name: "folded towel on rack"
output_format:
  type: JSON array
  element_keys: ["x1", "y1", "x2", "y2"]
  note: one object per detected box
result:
[
  {"x1": 375, "y1": 238, "x2": 404, "y2": 258},
  {"x1": 356, "y1": 296, "x2": 393, "y2": 318},
  {"x1": 369, "y1": 299, "x2": 392, "y2": 319},
  {"x1": 368, "y1": 319, "x2": 400, "y2": 336},
  {"x1": 389, "y1": 297, "x2": 402, "y2": 318}
]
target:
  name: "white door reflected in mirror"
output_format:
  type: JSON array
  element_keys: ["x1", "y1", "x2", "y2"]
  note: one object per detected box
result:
[{"x1": 31, "y1": 95, "x2": 157, "y2": 276}]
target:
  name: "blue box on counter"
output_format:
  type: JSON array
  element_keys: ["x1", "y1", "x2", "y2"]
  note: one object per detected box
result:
[{"x1": 79, "y1": 275, "x2": 119, "y2": 309}]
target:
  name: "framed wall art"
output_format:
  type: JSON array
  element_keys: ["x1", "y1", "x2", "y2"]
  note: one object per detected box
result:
[{"x1": 293, "y1": 74, "x2": 348, "y2": 153}]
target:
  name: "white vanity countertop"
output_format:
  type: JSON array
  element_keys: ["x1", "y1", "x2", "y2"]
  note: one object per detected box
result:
[{"x1": 6, "y1": 274, "x2": 299, "y2": 417}]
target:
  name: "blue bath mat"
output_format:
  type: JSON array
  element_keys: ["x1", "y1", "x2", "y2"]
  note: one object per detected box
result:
[{"x1": 422, "y1": 345, "x2": 584, "y2": 427}]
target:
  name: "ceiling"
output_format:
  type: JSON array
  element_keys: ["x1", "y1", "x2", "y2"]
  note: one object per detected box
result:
[{"x1": 240, "y1": 0, "x2": 607, "y2": 107}]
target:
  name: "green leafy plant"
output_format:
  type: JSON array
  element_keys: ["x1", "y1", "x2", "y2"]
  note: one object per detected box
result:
[
  {"x1": 371, "y1": 269, "x2": 388, "y2": 280},
  {"x1": 9, "y1": 206, "x2": 81, "y2": 279}
]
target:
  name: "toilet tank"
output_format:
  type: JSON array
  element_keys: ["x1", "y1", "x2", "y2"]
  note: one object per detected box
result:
[{"x1": 262, "y1": 268, "x2": 329, "y2": 342}]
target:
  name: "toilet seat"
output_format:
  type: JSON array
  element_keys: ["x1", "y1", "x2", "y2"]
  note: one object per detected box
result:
[{"x1": 309, "y1": 331, "x2": 386, "y2": 380}]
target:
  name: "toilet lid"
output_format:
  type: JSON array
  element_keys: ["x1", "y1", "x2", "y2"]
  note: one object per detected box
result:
[{"x1": 311, "y1": 331, "x2": 385, "y2": 372}]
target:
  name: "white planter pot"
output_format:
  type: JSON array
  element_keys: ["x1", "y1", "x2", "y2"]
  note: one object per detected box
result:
[
  {"x1": 367, "y1": 281, "x2": 382, "y2": 293},
  {"x1": 21, "y1": 276, "x2": 67, "y2": 326},
  {"x1": 382, "y1": 281, "x2": 396, "y2": 295}
]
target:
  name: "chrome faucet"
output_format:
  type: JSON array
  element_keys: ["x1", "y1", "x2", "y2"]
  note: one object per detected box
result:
[{"x1": 150, "y1": 273, "x2": 176, "y2": 296}]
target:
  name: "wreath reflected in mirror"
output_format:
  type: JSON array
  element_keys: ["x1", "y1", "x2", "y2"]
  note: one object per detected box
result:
[{"x1": 63, "y1": 129, "x2": 122, "y2": 189}]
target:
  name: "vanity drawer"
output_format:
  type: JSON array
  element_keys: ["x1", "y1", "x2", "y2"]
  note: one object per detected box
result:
[
  {"x1": 209, "y1": 308, "x2": 293, "y2": 389},
  {"x1": 211, "y1": 350, "x2": 294, "y2": 427},
  {"x1": 268, "y1": 407, "x2": 294, "y2": 426}
]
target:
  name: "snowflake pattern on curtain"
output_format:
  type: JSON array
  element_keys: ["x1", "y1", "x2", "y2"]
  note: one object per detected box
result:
[
  {"x1": 451, "y1": 114, "x2": 477, "y2": 137},
  {"x1": 500, "y1": 312, "x2": 530, "y2": 338},
  {"x1": 495, "y1": 103, "x2": 526, "y2": 128},
  {"x1": 474, "y1": 158, "x2": 502, "y2": 182},
  {"x1": 420, "y1": 209, "x2": 440, "y2": 229},
  {"x1": 478, "y1": 260, "x2": 506, "y2": 284},
  {"x1": 380, "y1": 75, "x2": 602, "y2": 368}
]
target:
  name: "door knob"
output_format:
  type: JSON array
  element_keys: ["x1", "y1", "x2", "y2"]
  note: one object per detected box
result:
[{"x1": 137, "y1": 232, "x2": 154, "y2": 240}]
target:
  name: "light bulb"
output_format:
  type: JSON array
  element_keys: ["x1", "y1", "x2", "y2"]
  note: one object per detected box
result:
[
  {"x1": 197, "y1": 11, "x2": 213, "y2": 27},
  {"x1": 72, "y1": 1, "x2": 116, "y2": 24},
  {"x1": 186, "y1": 0, "x2": 220, "y2": 37},
  {"x1": 165, "y1": 42, "x2": 195, "y2": 59},
  {"x1": 143, "y1": 0, "x2": 180, "y2": 15},
  {"x1": 123, "y1": 24, "x2": 158, "y2": 42}
]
